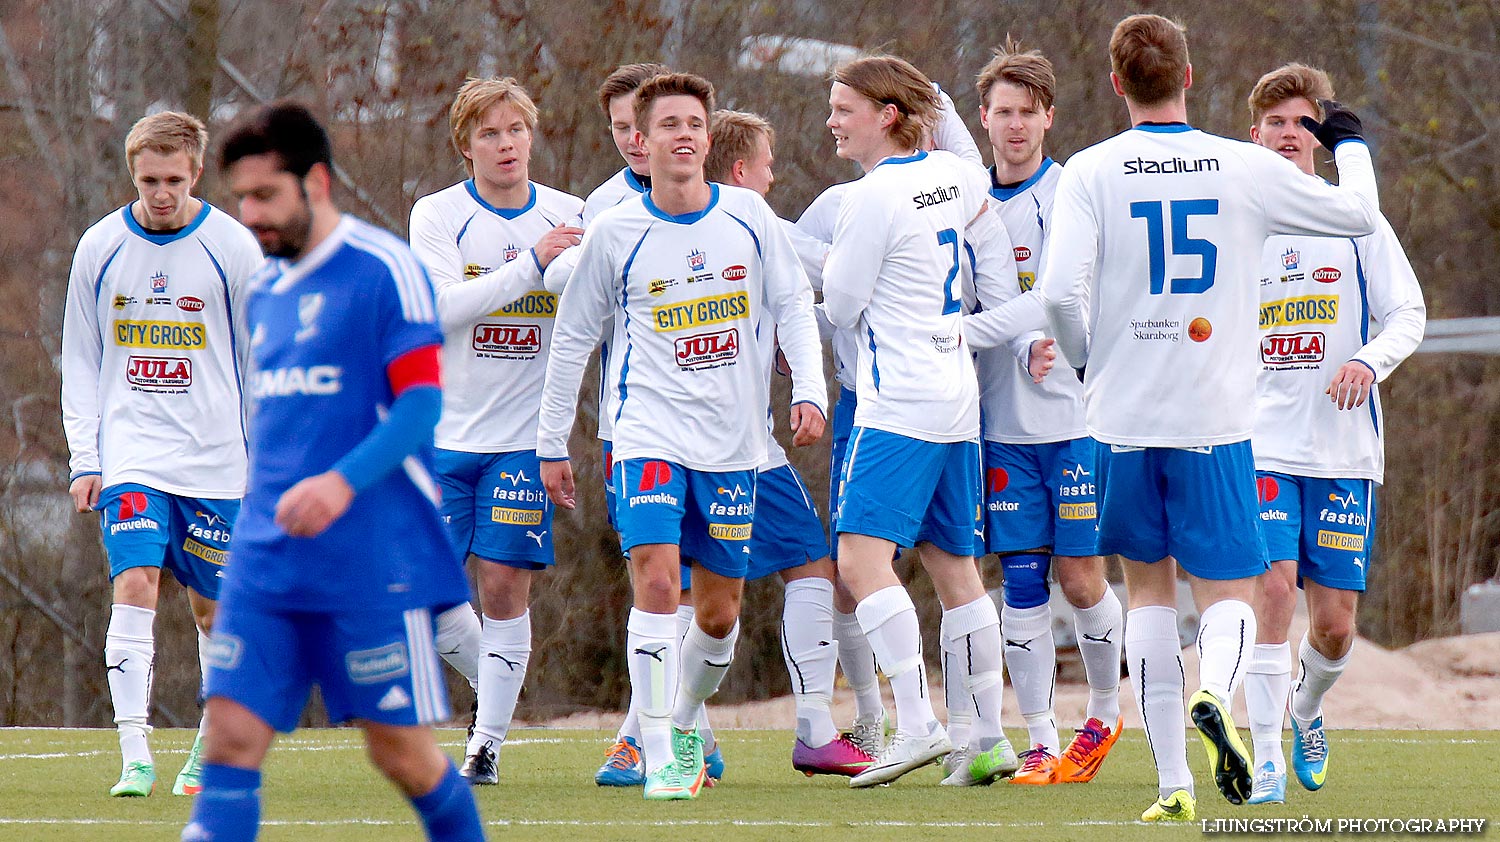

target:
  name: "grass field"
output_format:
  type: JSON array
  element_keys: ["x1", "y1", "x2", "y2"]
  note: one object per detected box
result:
[{"x1": 0, "y1": 727, "x2": 1495, "y2": 841}]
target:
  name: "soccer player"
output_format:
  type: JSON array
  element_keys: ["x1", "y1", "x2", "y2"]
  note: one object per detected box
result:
[
  {"x1": 182, "y1": 102, "x2": 484, "y2": 842},
  {"x1": 704, "y1": 109, "x2": 876, "y2": 777},
  {"x1": 1240, "y1": 64, "x2": 1425, "y2": 805},
  {"x1": 408, "y1": 77, "x2": 584, "y2": 785},
  {"x1": 970, "y1": 42, "x2": 1125, "y2": 786},
  {"x1": 820, "y1": 55, "x2": 1013, "y2": 789},
  {"x1": 538, "y1": 73, "x2": 827, "y2": 800},
  {"x1": 61, "y1": 111, "x2": 262, "y2": 798},
  {"x1": 1025, "y1": 14, "x2": 1381, "y2": 821}
]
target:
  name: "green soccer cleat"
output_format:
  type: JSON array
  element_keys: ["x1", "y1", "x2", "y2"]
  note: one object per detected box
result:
[
  {"x1": 1189, "y1": 688, "x2": 1253, "y2": 805},
  {"x1": 110, "y1": 761, "x2": 156, "y2": 797},
  {"x1": 642, "y1": 762, "x2": 692, "y2": 801},
  {"x1": 671, "y1": 726, "x2": 707, "y2": 797},
  {"x1": 173, "y1": 735, "x2": 205, "y2": 795},
  {"x1": 1141, "y1": 788, "x2": 1196, "y2": 822}
]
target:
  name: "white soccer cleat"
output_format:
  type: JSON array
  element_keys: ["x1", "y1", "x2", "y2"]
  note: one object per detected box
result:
[{"x1": 849, "y1": 723, "x2": 952, "y2": 788}]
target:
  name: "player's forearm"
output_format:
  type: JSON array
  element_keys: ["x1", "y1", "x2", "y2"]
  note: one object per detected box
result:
[
  {"x1": 962, "y1": 291, "x2": 1048, "y2": 351},
  {"x1": 331, "y1": 384, "x2": 441, "y2": 494},
  {"x1": 435, "y1": 258, "x2": 540, "y2": 333},
  {"x1": 1355, "y1": 300, "x2": 1426, "y2": 382},
  {"x1": 777, "y1": 311, "x2": 828, "y2": 415},
  {"x1": 541, "y1": 246, "x2": 580, "y2": 295},
  {"x1": 1332, "y1": 141, "x2": 1380, "y2": 225}
]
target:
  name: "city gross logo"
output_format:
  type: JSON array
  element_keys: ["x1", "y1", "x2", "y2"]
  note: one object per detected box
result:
[
  {"x1": 1122, "y1": 156, "x2": 1220, "y2": 175},
  {"x1": 487, "y1": 291, "x2": 557, "y2": 318},
  {"x1": 176, "y1": 296, "x2": 205, "y2": 312},
  {"x1": 1013, "y1": 246, "x2": 1032, "y2": 262},
  {"x1": 252, "y1": 365, "x2": 342, "y2": 398},
  {"x1": 912, "y1": 183, "x2": 960, "y2": 209},
  {"x1": 652, "y1": 291, "x2": 749, "y2": 332},
  {"x1": 1259, "y1": 295, "x2": 1339, "y2": 328},
  {"x1": 1313, "y1": 267, "x2": 1342, "y2": 283},
  {"x1": 721, "y1": 265, "x2": 747, "y2": 282},
  {"x1": 1261, "y1": 331, "x2": 1325, "y2": 366},
  {"x1": 490, "y1": 507, "x2": 544, "y2": 526},
  {"x1": 113, "y1": 320, "x2": 206, "y2": 349},
  {"x1": 126, "y1": 355, "x2": 192, "y2": 388},
  {"x1": 472, "y1": 323, "x2": 541, "y2": 359}
]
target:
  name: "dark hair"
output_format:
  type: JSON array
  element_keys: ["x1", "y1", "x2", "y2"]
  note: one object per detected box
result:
[
  {"x1": 1109, "y1": 14, "x2": 1190, "y2": 107},
  {"x1": 632, "y1": 72, "x2": 716, "y2": 132},
  {"x1": 219, "y1": 101, "x2": 333, "y2": 177},
  {"x1": 597, "y1": 62, "x2": 671, "y2": 115}
]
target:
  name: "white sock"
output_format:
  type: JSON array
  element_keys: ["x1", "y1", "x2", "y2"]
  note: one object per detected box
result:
[
  {"x1": 627, "y1": 608, "x2": 679, "y2": 772},
  {"x1": 1073, "y1": 588, "x2": 1124, "y2": 724},
  {"x1": 1292, "y1": 633, "x2": 1348, "y2": 727},
  {"x1": 1002, "y1": 602, "x2": 1058, "y2": 753},
  {"x1": 470, "y1": 612, "x2": 530, "y2": 754},
  {"x1": 106, "y1": 604, "x2": 156, "y2": 766},
  {"x1": 672, "y1": 620, "x2": 739, "y2": 731},
  {"x1": 1246, "y1": 642, "x2": 1291, "y2": 772},
  {"x1": 195, "y1": 628, "x2": 211, "y2": 737},
  {"x1": 1126, "y1": 605, "x2": 1192, "y2": 799},
  {"x1": 434, "y1": 603, "x2": 482, "y2": 691},
  {"x1": 675, "y1": 604, "x2": 716, "y2": 749},
  {"x1": 939, "y1": 611, "x2": 973, "y2": 748},
  {"x1": 856, "y1": 586, "x2": 936, "y2": 737},
  {"x1": 833, "y1": 609, "x2": 883, "y2": 721},
  {"x1": 944, "y1": 596, "x2": 1007, "y2": 744},
  {"x1": 1196, "y1": 599, "x2": 1256, "y2": 704},
  {"x1": 781, "y1": 579, "x2": 839, "y2": 746}
]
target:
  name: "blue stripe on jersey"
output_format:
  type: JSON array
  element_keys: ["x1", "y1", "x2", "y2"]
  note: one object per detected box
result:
[
  {"x1": 121, "y1": 201, "x2": 212, "y2": 244},
  {"x1": 643, "y1": 183, "x2": 719, "y2": 224},
  {"x1": 465, "y1": 180, "x2": 537, "y2": 220},
  {"x1": 93, "y1": 241, "x2": 127, "y2": 301},
  {"x1": 724, "y1": 211, "x2": 762, "y2": 260},
  {"x1": 201, "y1": 240, "x2": 249, "y2": 447},
  {"x1": 1131, "y1": 122, "x2": 1193, "y2": 133},
  {"x1": 1352, "y1": 238, "x2": 1380, "y2": 436},
  {"x1": 963, "y1": 241, "x2": 978, "y2": 304},
  {"x1": 614, "y1": 229, "x2": 653, "y2": 423},
  {"x1": 346, "y1": 225, "x2": 436, "y2": 324},
  {"x1": 455, "y1": 211, "x2": 479, "y2": 247},
  {"x1": 866, "y1": 326, "x2": 881, "y2": 391},
  {"x1": 874, "y1": 150, "x2": 927, "y2": 169},
  {"x1": 988, "y1": 157, "x2": 1054, "y2": 203},
  {"x1": 624, "y1": 169, "x2": 649, "y2": 193},
  {"x1": 1034, "y1": 194, "x2": 1045, "y2": 233}
]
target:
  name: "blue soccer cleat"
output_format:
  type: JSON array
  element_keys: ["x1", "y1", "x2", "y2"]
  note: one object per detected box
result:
[{"x1": 1291, "y1": 712, "x2": 1328, "y2": 791}]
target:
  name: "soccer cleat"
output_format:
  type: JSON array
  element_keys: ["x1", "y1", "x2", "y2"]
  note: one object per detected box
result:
[
  {"x1": 704, "y1": 743, "x2": 725, "y2": 784},
  {"x1": 849, "y1": 723, "x2": 951, "y2": 788},
  {"x1": 671, "y1": 727, "x2": 707, "y2": 797},
  {"x1": 793, "y1": 735, "x2": 875, "y2": 777},
  {"x1": 172, "y1": 734, "x2": 205, "y2": 795},
  {"x1": 1291, "y1": 712, "x2": 1328, "y2": 791},
  {"x1": 1141, "y1": 788, "x2": 1196, "y2": 823},
  {"x1": 642, "y1": 762, "x2": 692, "y2": 801},
  {"x1": 1248, "y1": 762, "x2": 1287, "y2": 805},
  {"x1": 1189, "y1": 689, "x2": 1253, "y2": 805},
  {"x1": 1057, "y1": 716, "x2": 1123, "y2": 783},
  {"x1": 1010, "y1": 744, "x2": 1060, "y2": 785},
  {"x1": 110, "y1": 761, "x2": 156, "y2": 797},
  {"x1": 595, "y1": 736, "x2": 645, "y2": 787},
  {"x1": 848, "y1": 708, "x2": 888, "y2": 758},
  {"x1": 460, "y1": 740, "x2": 499, "y2": 785},
  {"x1": 941, "y1": 737, "x2": 1018, "y2": 786}
]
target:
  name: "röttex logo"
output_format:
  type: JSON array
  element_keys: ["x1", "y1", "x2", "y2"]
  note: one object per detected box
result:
[
  {"x1": 176, "y1": 296, "x2": 205, "y2": 312},
  {"x1": 638, "y1": 460, "x2": 673, "y2": 492},
  {"x1": 721, "y1": 265, "x2": 747, "y2": 282},
  {"x1": 1013, "y1": 246, "x2": 1032, "y2": 262},
  {"x1": 1312, "y1": 267, "x2": 1341, "y2": 283}
]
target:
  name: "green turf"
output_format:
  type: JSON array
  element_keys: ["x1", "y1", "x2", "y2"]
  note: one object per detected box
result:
[{"x1": 0, "y1": 728, "x2": 1494, "y2": 841}]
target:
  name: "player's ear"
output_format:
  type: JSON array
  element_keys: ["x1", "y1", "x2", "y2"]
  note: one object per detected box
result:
[
  {"x1": 732, "y1": 158, "x2": 746, "y2": 185},
  {"x1": 1109, "y1": 72, "x2": 1126, "y2": 99},
  {"x1": 1183, "y1": 63, "x2": 1193, "y2": 91},
  {"x1": 304, "y1": 162, "x2": 333, "y2": 202}
]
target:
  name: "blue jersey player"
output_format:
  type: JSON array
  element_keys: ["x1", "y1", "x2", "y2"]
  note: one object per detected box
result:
[{"x1": 183, "y1": 103, "x2": 484, "y2": 842}]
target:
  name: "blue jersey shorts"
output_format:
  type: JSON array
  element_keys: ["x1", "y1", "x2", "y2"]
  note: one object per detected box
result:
[
  {"x1": 836, "y1": 427, "x2": 981, "y2": 557},
  {"x1": 1094, "y1": 440, "x2": 1269, "y2": 580},
  {"x1": 746, "y1": 464, "x2": 831, "y2": 580},
  {"x1": 613, "y1": 458, "x2": 756, "y2": 579},
  {"x1": 98, "y1": 483, "x2": 236, "y2": 600},
  {"x1": 828, "y1": 387, "x2": 858, "y2": 553},
  {"x1": 1257, "y1": 472, "x2": 1375, "y2": 592},
  {"x1": 434, "y1": 449, "x2": 553, "y2": 570},
  {"x1": 205, "y1": 600, "x2": 450, "y2": 732},
  {"x1": 981, "y1": 438, "x2": 1100, "y2": 558}
]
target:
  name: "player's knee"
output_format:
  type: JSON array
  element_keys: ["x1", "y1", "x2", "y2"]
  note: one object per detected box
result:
[
  {"x1": 1310, "y1": 611, "x2": 1355, "y2": 652},
  {"x1": 1055, "y1": 557, "x2": 1105, "y2": 608},
  {"x1": 692, "y1": 603, "x2": 738, "y2": 638},
  {"x1": 111, "y1": 567, "x2": 159, "y2": 608},
  {"x1": 1000, "y1": 552, "x2": 1051, "y2": 610}
]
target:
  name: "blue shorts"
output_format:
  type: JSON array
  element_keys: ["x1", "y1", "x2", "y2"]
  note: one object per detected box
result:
[
  {"x1": 98, "y1": 483, "x2": 236, "y2": 600},
  {"x1": 836, "y1": 427, "x2": 981, "y2": 557},
  {"x1": 435, "y1": 449, "x2": 553, "y2": 570},
  {"x1": 1095, "y1": 441, "x2": 1269, "y2": 580},
  {"x1": 1257, "y1": 472, "x2": 1375, "y2": 591},
  {"x1": 205, "y1": 601, "x2": 449, "y2": 732},
  {"x1": 828, "y1": 386, "x2": 857, "y2": 557},
  {"x1": 747, "y1": 464, "x2": 831, "y2": 580},
  {"x1": 982, "y1": 438, "x2": 1100, "y2": 557},
  {"x1": 613, "y1": 459, "x2": 755, "y2": 579}
]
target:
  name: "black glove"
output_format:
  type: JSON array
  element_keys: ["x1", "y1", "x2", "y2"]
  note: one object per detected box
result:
[{"x1": 1299, "y1": 100, "x2": 1364, "y2": 151}]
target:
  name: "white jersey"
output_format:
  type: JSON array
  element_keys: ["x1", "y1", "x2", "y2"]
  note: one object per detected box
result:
[
  {"x1": 538, "y1": 184, "x2": 826, "y2": 471},
  {"x1": 1253, "y1": 213, "x2": 1424, "y2": 482},
  {"x1": 822, "y1": 150, "x2": 990, "y2": 442},
  {"x1": 409, "y1": 181, "x2": 583, "y2": 452},
  {"x1": 976, "y1": 158, "x2": 1086, "y2": 444},
  {"x1": 795, "y1": 183, "x2": 858, "y2": 391},
  {"x1": 1034, "y1": 125, "x2": 1381, "y2": 447},
  {"x1": 61, "y1": 202, "x2": 262, "y2": 497}
]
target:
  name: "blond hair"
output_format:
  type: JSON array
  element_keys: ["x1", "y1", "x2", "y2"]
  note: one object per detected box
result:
[
  {"x1": 976, "y1": 37, "x2": 1056, "y2": 112},
  {"x1": 706, "y1": 110, "x2": 774, "y2": 184},
  {"x1": 449, "y1": 77, "x2": 538, "y2": 175},
  {"x1": 833, "y1": 56, "x2": 940, "y2": 152},
  {"x1": 1109, "y1": 14, "x2": 1190, "y2": 107},
  {"x1": 1248, "y1": 63, "x2": 1334, "y2": 124},
  {"x1": 125, "y1": 111, "x2": 208, "y2": 175}
]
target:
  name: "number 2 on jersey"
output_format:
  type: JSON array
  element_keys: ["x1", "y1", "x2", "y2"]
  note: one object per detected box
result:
[
  {"x1": 938, "y1": 228, "x2": 961, "y2": 314},
  {"x1": 1129, "y1": 199, "x2": 1219, "y2": 294}
]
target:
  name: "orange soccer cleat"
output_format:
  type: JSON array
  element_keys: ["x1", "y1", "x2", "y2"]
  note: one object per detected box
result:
[{"x1": 1056, "y1": 716, "x2": 1123, "y2": 783}]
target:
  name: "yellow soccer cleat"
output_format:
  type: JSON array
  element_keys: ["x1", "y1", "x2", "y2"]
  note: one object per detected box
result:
[{"x1": 1141, "y1": 788, "x2": 1196, "y2": 823}]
